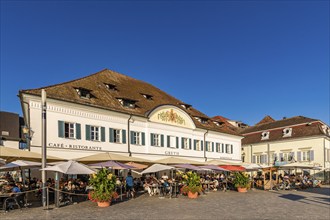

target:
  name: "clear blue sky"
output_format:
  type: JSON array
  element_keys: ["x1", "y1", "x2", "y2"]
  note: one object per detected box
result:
[{"x1": 1, "y1": 0, "x2": 329, "y2": 125}]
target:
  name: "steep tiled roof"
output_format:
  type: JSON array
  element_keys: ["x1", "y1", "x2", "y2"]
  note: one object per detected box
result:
[
  {"x1": 240, "y1": 116, "x2": 328, "y2": 145},
  {"x1": 20, "y1": 69, "x2": 238, "y2": 136}
]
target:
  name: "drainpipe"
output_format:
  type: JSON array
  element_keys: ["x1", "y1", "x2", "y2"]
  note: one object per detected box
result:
[
  {"x1": 324, "y1": 138, "x2": 326, "y2": 182},
  {"x1": 22, "y1": 101, "x2": 31, "y2": 151},
  {"x1": 267, "y1": 143, "x2": 270, "y2": 166},
  {"x1": 127, "y1": 115, "x2": 133, "y2": 157},
  {"x1": 250, "y1": 145, "x2": 253, "y2": 163},
  {"x1": 203, "y1": 130, "x2": 208, "y2": 161}
]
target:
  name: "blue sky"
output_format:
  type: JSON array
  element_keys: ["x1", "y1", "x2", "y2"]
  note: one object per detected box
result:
[{"x1": 1, "y1": 0, "x2": 329, "y2": 125}]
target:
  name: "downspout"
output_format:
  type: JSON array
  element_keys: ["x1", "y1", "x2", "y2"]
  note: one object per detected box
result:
[
  {"x1": 324, "y1": 138, "x2": 326, "y2": 182},
  {"x1": 267, "y1": 143, "x2": 270, "y2": 166},
  {"x1": 203, "y1": 130, "x2": 208, "y2": 161},
  {"x1": 127, "y1": 115, "x2": 133, "y2": 157},
  {"x1": 250, "y1": 145, "x2": 253, "y2": 163}
]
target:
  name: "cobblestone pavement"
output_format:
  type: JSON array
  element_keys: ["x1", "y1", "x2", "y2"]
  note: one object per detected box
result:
[{"x1": 2, "y1": 186, "x2": 329, "y2": 220}]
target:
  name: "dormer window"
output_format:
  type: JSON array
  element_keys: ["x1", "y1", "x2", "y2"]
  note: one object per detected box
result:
[
  {"x1": 105, "y1": 83, "x2": 117, "y2": 91},
  {"x1": 213, "y1": 121, "x2": 220, "y2": 126},
  {"x1": 261, "y1": 131, "x2": 270, "y2": 140},
  {"x1": 283, "y1": 128, "x2": 292, "y2": 137},
  {"x1": 180, "y1": 103, "x2": 192, "y2": 109},
  {"x1": 117, "y1": 98, "x2": 137, "y2": 109},
  {"x1": 321, "y1": 125, "x2": 330, "y2": 135},
  {"x1": 194, "y1": 116, "x2": 208, "y2": 124},
  {"x1": 76, "y1": 88, "x2": 91, "y2": 99},
  {"x1": 141, "y1": 93, "x2": 153, "y2": 100}
]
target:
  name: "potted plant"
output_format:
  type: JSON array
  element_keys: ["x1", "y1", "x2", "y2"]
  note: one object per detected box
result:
[
  {"x1": 181, "y1": 171, "x2": 202, "y2": 199},
  {"x1": 232, "y1": 172, "x2": 250, "y2": 193},
  {"x1": 89, "y1": 168, "x2": 117, "y2": 207}
]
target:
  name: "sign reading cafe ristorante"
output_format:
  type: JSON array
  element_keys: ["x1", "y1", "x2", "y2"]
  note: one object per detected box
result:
[{"x1": 48, "y1": 143, "x2": 102, "y2": 151}]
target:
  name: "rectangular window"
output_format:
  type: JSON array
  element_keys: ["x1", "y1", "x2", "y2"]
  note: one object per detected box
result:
[
  {"x1": 167, "y1": 136, "x2": 176, "y2": 148},
  {"x1": 206, "y1": 141, "x2": 212, "y2": 152},
  {"x1": 152, "y1": 134, "x2": 161, "y2": 147},
  {"x1": 133, "y1": 132, "x2": 141, "y2": 145},
  {"x1": 112, "y1": 129, "x2": 121, "y2": 143},
  {"x1": 182, "y1": 138, "x2": 189, "y2": 149},
  {"x1": 216, "y1": 143, "x2": 221, "y2": 153},
  {"x1": 302, "y1": 151, "x2": 310, "y2": 161},
  {"x1": 90, "y1": 126, "x2": 100, "y2": 141},
  {"x1": 196, "y1": 140, "x2": 201, "y2": 151},
  {"x1": 64, "y1": 122, "x2": 75, "y2": 139},
  {"x1": 226, "y1": 144, "x2": 231, "y2": 154}
]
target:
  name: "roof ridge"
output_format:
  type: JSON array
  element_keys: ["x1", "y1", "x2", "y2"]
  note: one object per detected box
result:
[{"x1": 20, "y1": 68, "x2": 109, "y2": 92}]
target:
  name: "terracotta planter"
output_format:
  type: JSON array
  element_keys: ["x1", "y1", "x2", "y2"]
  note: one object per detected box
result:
[
  {"x1": 97, "y1": 201, "x2": 111, "y2": 207},
  {"x1": 188, "y1": 191, "x2": 198, "y2": 199},
  {"x1": 237, "y1": 187, "x2": 247, "y2": 193}
]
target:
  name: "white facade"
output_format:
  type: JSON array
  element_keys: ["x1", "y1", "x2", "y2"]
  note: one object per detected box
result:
[{"x1": 22, "y1": 94, "x2": 242, "y2": 163}]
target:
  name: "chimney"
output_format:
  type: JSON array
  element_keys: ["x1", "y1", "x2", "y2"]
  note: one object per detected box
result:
[{"x1": 283, "y1": 117, "x2": 287, "y2": 120}]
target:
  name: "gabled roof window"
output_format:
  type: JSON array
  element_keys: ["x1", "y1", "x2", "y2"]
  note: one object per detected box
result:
[
  {"x1": 141, "y1": 93, "x2": 153, "y2": 100},
  {"x1": 180, "y1": 103, "x2": 192, "y2": 109},
  {"x1": 261, "y1": 131, "x2": 270, "y2": 140},
  {"x1": 105, "y1": 83, "x2": 118, "y2": 91},
  {"x1": 194, "y1": 116, "x2": 208, "y2": 124},
  {"x1": 117, "y1": 98, "x2": 137, "y2": 109},
  {"x1": 75, "y1": 88, "x2": 92, "y2": 99},
  {"x1": 283, "y1": 128, "x2": 292, "y2": 137}
]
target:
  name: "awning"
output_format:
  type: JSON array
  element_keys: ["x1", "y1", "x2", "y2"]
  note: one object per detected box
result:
[{"x1": 219, "y1": 165, "x2": 246, "y2": 172}]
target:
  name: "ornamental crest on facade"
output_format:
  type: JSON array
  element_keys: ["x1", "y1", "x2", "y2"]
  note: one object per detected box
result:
[{"x1": 157, "y1": 109, "x2": 186, "y2": 125}]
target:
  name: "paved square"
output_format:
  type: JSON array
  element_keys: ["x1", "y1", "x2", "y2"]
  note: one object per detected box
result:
[{"x1": 2, "y1": 187, "x2": 329, "y2": 220}]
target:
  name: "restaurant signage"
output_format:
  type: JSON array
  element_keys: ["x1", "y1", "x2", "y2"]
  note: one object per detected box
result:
[{"x1": 48, "y1": 143, "x2": 102, "y2": 151}]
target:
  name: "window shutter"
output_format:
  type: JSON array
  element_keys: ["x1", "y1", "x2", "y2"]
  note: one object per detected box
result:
[
  {"x1": 201, "y1": 141, "x2": 204, "y2": 151},
  {"x1": 181, "y1": 138, "x2": 184, "y2": 149},
  {"x1": 58, "y1": 121, "x2": 64, "y2": 138},
  {"x1": 109, "y1": 128, "x2": 114, "y2": 143},
  {"x1": 194, "y1": 140, "x2": 196, "y2": 150},
  {"x1": 122, "y1": 129, "x2": 126, "y2": 144},
  {"x1": 101, "y1": 127, "x2": 105, "y2": 142},
  {"x1": 206, "y1": 142, "x2": 208, "y2": 152},
  {"x1": 167, "y1": 136, "x2": 170, "y2": 148},
  {"x1": 265, "y1": 155, "x2": 268, "y2": 164},
  {"x1": 310, "y1": 150, "x2": 314, "y2": 161},
  {"x1": 142, "y1": 132, "x2": 145, "y2": 146},
  {"x1": 221, "y1": 144, "x2": 224, "y2": 153},
  {"x1": 252, "y1": 155, "x2": 256, "y2": 163},
  {"x1": 150, "y1": 133, "x2": 154, "y2": 146},
  {"x1": 161, "y1": 134, "x2": 164, "y2": 147},
  {"x1": 260, "y1": 155, "x2": 264, "y2": 164},
  {"x1": 75, "y1": 123, "x2": 81, "y2": 139},
  {"x1": 130, "y1": 131, "x2": 134, "y2": 144},
  {"x1": 176, "y1": 137, "x2": 179, "y2": 149},
  {"x1": 231, "y1": 145, "x2": 233, "y2": 154},
  {"x1": 297, "y1": 151, "x2": 301, "y2": 161},
  {"x1": 189, "y1": 139, "x2": 192, "y2": 150},
  {"x1": 212, "y1": 142, "x2": 214, "y2": 152},
  {"x1": 85, "y1": 125, "x2": 90, "y2": 140},
  {"x1": 290, "y1": 152, "x2": 294, "y2": 161}
]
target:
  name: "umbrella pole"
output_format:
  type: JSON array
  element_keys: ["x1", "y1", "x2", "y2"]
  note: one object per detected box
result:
[{"x1": 55, "y1": 172, "x2": 60, "y2": 208}]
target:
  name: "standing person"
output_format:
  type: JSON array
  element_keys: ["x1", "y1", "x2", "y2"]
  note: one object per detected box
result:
[{"x1": 125, "y1": 172, "x2": 134, "y2": 199}]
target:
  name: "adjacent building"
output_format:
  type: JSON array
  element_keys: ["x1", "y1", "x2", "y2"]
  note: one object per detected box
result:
[
  {"x1": 19, "y1": 69, "x2": 243, "y2": 163},
  {"x1": 0, "y1": 111, "x2": 26, "y2": 149},
  {"x1": 240, "y1": 115, "x2": 330, "y2": 181}
]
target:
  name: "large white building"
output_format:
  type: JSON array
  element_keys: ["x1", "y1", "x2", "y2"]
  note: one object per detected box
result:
[{"x1": 19, "y1": 69, "x2": 243, "y2": 163}]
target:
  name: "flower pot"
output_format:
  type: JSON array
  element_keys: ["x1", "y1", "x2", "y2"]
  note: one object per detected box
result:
[
  {"x1": 188, "y1": 191, "x2": 198, "y2": 199},
  {"x1": 97, "y1": 201, "x2": 111, "y2": 207},
  {"x1": 237, "y1": 187, "x2": 247, "y2": 193}
]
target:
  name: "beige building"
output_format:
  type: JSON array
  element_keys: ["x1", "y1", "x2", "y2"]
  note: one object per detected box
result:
[{"x1": 240, "y1": 116, "x2": 330, "y2": 181}]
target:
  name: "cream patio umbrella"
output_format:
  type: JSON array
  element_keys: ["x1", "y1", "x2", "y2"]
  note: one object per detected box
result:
[
  {"x1": 154, "y1": 156, "x2": 204, "y2": 165},
  {"x1": 76, "y1": 152, "x2": 150, "y2": 164},
  {"x1": 0, "y1": 146, "x2": 62, "y2": 163},
  {"x1": 125, "y1": 162, "x2": 148, "y2": 170}
]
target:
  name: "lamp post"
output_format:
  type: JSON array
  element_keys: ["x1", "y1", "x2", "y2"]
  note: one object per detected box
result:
[{"x1": 41, "y1": 89, "x2": 47, "y2": 208}]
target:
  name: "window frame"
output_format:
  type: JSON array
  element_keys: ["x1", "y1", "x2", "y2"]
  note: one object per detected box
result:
[{"x1": 90, "y1": 125, "x2": 100, "y2": 141}]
